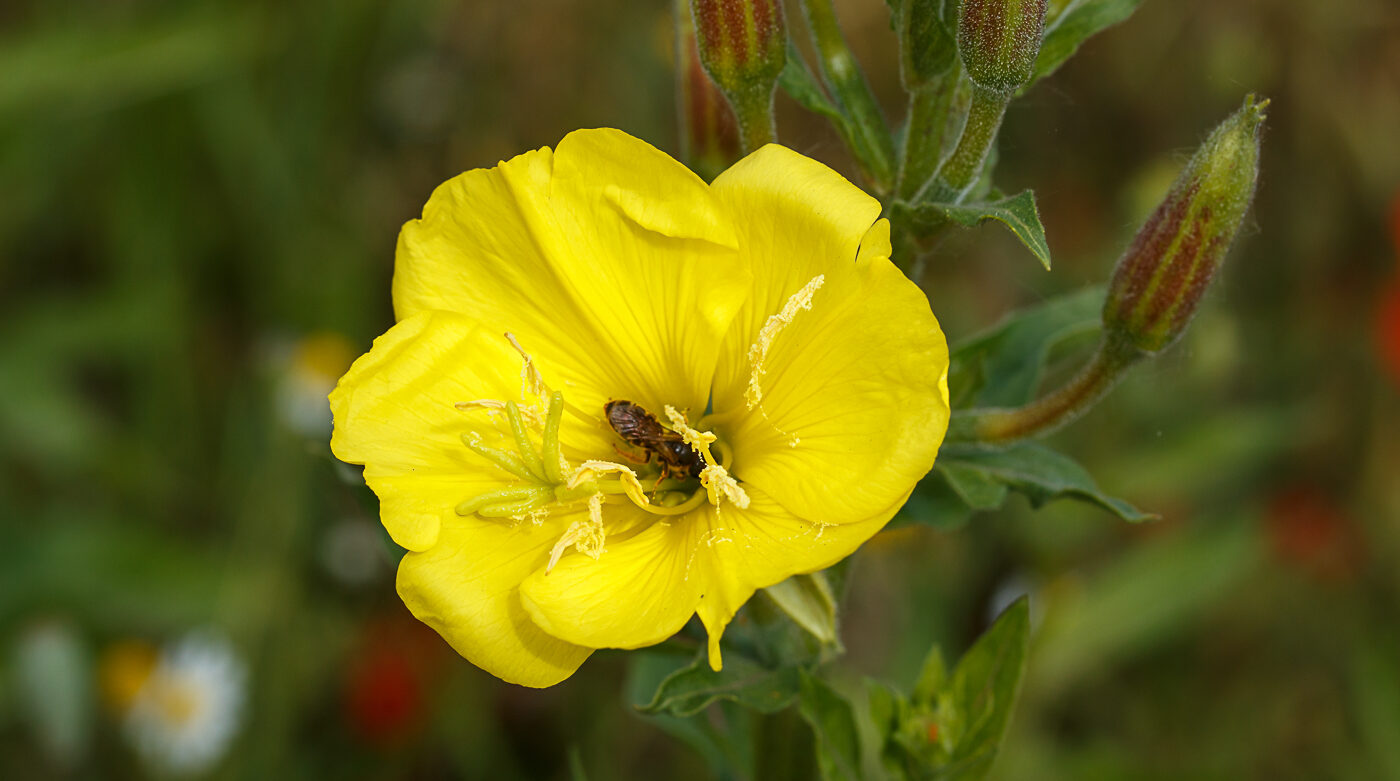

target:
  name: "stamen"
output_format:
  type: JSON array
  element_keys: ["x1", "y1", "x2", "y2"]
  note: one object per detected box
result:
[
  {"x1": 547, "y1": 493, "x2": 607, "y2": 572},
  {"x1": 663, "y1": 406, "x2": 718, "y2": 465},
  {"x1": 701, "y1": 464, "x2": 750, "y2": 509},
  {"x1": 745, "y1": 274, "x2": 825, "y2": 410},
  {"x1": 459, "y1": 432, "x2": 539, "y2": 483},
  {"x1": 504, "y1": 332, "x2": 549, "y2": 401},
  {"x1": 568, "y1": 460, "x2": 649, "y2": 507}
]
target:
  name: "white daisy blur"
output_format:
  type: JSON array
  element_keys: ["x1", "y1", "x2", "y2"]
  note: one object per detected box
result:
[{"x1": 123, "y1": 633, "x2": 247, "y2": 776}]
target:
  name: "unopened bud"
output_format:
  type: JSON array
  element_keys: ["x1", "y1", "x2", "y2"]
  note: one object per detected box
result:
[
  {"x1": 1103, "y1": 95, "x2": 1267, "y2": 355},
  {"x1": 690, "y1": 0, "x2": 786, "y2": 151},
  {"x1": 677, "y1": 0, "x2": 742, "y2": 179},
  {"x1": 957, "y1": 0, "x2": 1047, "y2": 94}
]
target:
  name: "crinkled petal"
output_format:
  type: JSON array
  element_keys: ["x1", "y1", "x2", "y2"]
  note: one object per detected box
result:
[
  {"x1": 709, "y1": 146, "x2": 950, "y2": 526},
  {"x1": 393, "y1": 128, "x2": 751, "y2": 415},
  {"x1": 518, "y1": 505, "x2": 705, "y2": 651},
  {"x1": 329, "y1": 310, "x2": 607, "y2": 551},
  {"x1": 691, "y1": 486, "x2": 895, "y2": 669},
  {"x1": 398, "y1": 513, "x2": 592, "y2": 688}
]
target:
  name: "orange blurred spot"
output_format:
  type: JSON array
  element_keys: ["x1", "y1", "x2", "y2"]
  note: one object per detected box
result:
[
  {"x1": 295, "y1": 331, "x2": 356, "y2": 382},
  {"x1": 1378, "y1": 280, "x2": 1400, "y2": 388},
  {"x1": 926, "y1": 721, "x2": 940, "y2": 743},
  {"x1": 1265, "y1": 486, "x2": 1361, "y2": 582}
]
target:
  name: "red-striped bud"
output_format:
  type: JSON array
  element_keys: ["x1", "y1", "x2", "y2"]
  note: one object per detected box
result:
[
  {"x1": 690, "y1": 0, "x2": 786, "y2": 151},
  {"x1": 1103, "y1": 95, "x2": 1267, "y2": 355},
  {"x1": 957, "y1": 0, "x2": 1047, "y2": 94},
  {"x1": 676, "y1": 0, "x2": 742, "y2": 179}
]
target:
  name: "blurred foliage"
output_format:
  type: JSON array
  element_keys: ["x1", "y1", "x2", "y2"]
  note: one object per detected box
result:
[{"x1": 2, "y1": 0, "x2": 1399, "y2": 779}]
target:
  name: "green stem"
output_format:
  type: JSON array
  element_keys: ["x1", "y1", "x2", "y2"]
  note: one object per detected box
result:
[
  {"x1": 729, "y1": 84, "x2": 777, "y2": 152},
  {"x1": 896, "y1": 73, "x2": 961, "y2": 201},
  {"x1": 930, "y1": 84, "x2": 1009, "y2": 201},
  {"x1": 800, "y1": 0, "x2": 895, "y2": 191},
  {"x1": 948, "y1": 335, "x2": 1144, "y2": 444}
]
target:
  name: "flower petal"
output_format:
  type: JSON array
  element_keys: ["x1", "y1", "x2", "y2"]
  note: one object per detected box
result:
[
  {"x1": 691, "y1": 486, "x2": 894, "y2": 669},
  {"x1": 329, "y1": 310, "x2": 607, "y2": 551},
  {"x1": 397, "y1": 514, "x2": 592, "y2": 688},
  {"x1": 392, "y1": 128, "x2": 751, "y2": 415},
  {"x1": 518, "y1": 506, "x2": 705, "y2": 651},
  {"x1": 709, "y1": 146, "x2": 950, "y2": 526}
]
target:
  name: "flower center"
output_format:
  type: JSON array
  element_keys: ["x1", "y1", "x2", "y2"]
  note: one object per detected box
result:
[{"x1": 449, "y1": 334, "x2": 747, "y2": 571}]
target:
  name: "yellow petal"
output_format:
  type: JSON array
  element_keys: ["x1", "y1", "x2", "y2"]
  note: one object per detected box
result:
[
  {"x1": 690, "y1": 486, "x2": 894, "y2": 669},
  {"x1": 397, "y1": 513, "x2": 592, "y2": 688},
  {"x1": 518, "y1": 506, "x2": 705, "y2": 650},
  {"x1": 392, "y1": 128, "x2": 751, "y2": 416},
  {"x1": 329, "y1": 310, "x2": 604, "y2": 551},
  {"x1": 709, "y1": 146, "x2": 950, "y2": 526}
]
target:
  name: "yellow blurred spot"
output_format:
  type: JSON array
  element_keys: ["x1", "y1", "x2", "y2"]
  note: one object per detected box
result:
[{"x1": 99, "y1": 640, "x2": 158, "y2": 712}]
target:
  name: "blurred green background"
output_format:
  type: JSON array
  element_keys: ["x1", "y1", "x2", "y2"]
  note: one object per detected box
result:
[{"x1": 2, "y1": 0, "x2": 1399, "y2": 778}]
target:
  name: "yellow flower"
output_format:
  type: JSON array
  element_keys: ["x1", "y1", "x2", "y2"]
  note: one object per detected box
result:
[{"x1": 330, "y1": 129, "x2": 950, "y2": 687}]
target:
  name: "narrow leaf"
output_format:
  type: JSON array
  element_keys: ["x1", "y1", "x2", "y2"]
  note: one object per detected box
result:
[
  {"x1": 934, "y1": 461, "x2": 1009, "y2": 510},
  {"x1": 941, "y1": 597, "x2": 1031, "y2": 781},
  {"x1": 937, "y1": 442, "x2": 1155, "y2": 522},
  {"x1": 948, "y1": 286, "x2": 1104, "y2": 408},
  {"x1": 798, "y1": 670, "x2": 864, "y2": 781},
  {"x1": 1029, "y1": 0, "x2": 1146, "y2": 86}
]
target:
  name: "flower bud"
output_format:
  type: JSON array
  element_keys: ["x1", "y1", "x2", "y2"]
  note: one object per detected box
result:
[
  {"x1": 690, "y1": 0, "x2": 786, "y2": 151},
  {"x1": 957, "y1": 0, "x2": 1047, "y2": 94},
  {"x1": 691, "y1": 0, "x2": 787, "y2": 93},
  {"x1": 1103, "y1": 95, "x2": 1267, "y2": 355},
  {"x1": 676, "y1": 0, "x2": 742, "y2": 179}
]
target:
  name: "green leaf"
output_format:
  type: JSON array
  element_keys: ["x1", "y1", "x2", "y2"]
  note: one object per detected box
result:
[
  {"x1": 778, "y1": 45, "x2": 893, "y2": 189},
  {"x1": 911, "y1": 646, "x2": 948, "y2": 706},
  {"x1": 798, "y1": 670, "x2": 864, "y2": 781},
  {"x1": 934, "y1": 461, "x2": 1010, "y2": 511},
  {"x1": 887, "y1": 0, "x2": 960, "y2": 88},
  {"x1": 764, "y1": 572, "x2": 840, "y2": 647},
  {"x1": 913, "y1": 190, "x2": 1051, "y2": 269},
  {"x1": 1029, "y1": 0, "x2": 1146, "y2": 86},
  {"x1": 938, "y1": 598, "x2": 1031, "y2": 781},
  {"x1": 896, "y1": 473, "x2": 975, "y2": 531},
  {"x1": 948, "y1": 286, "x2": 1104, "y2": 408},
  {"x1": 937, "y1": 442, "x2": 1155, "y2": 522},
  {"x1": 638, "y1": 652, "x2": 802, "y2": 718}
]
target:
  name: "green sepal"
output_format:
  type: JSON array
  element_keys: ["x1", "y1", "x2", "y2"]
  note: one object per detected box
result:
[{"x1": 764, "y1": 571, "x2": 841, "y2": 648}]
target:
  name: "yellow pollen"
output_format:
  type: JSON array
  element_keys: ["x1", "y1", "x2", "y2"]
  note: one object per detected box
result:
[
  {"x1": 568, "y1": 460, "x2": 650, "y2": 507},
  {"x1": 505, "y1": 332, "x2": 549, "y2": 402},
  {"x1": 663, "y1": 407, "x2": 749, "y2": 509},
  {"x1": 745, "y1": 274, "x2": 824, "y2": 411},
  {"x1": 547, "y1": 493, "x2": 607, "y2": 572}
]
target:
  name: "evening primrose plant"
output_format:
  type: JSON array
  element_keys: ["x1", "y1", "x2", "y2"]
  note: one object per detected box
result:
[{"x1": 332, "y1": 0, "x2": 1265, "y2": 777}]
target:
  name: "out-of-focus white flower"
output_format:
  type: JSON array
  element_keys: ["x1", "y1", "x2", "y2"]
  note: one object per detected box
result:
[
  {"x1": 271, "y1": 331, "x2": 356, "y2": 438},
  {"x1": 319, "y1": 517, "x2": 389, "y2": 588},
  {"x1": 122, "y1": 633, "x2": 247, "y2": 776},
  {"x1": 15, "y1": 619, "x2": 92, "y2": 767}
]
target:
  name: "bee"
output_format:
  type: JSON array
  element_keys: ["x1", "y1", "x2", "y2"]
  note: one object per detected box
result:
[{"x1": 604, "y1": 400, "x2": 706, "y2": 479}]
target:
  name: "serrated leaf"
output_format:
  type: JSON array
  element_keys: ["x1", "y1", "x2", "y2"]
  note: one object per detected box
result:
[
  {"x1": 764, "y1": 572, "x2": 840, "y2": 647},
  {"x1": 1029, "y1": 0, "x2": 1146, "y2": 87},
  {"x1": 938, "y1": 598, "x2": 1031, "y2": 781},
  {"x1": 937, "y1": 442, "x2": 1155, "y2": 522},
  {"x1": 914, "y1": 190, "x2": 1051, "y2": 269},
  {"x1": 638, "y1": 652, "x2": 802, "y2": 718},
  {"x1": 948, "y1": 286, "x2": 1104, "y2": 408},
  {"x1": 798, "y1": 671, "x2": 864, "y2": 781}
]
